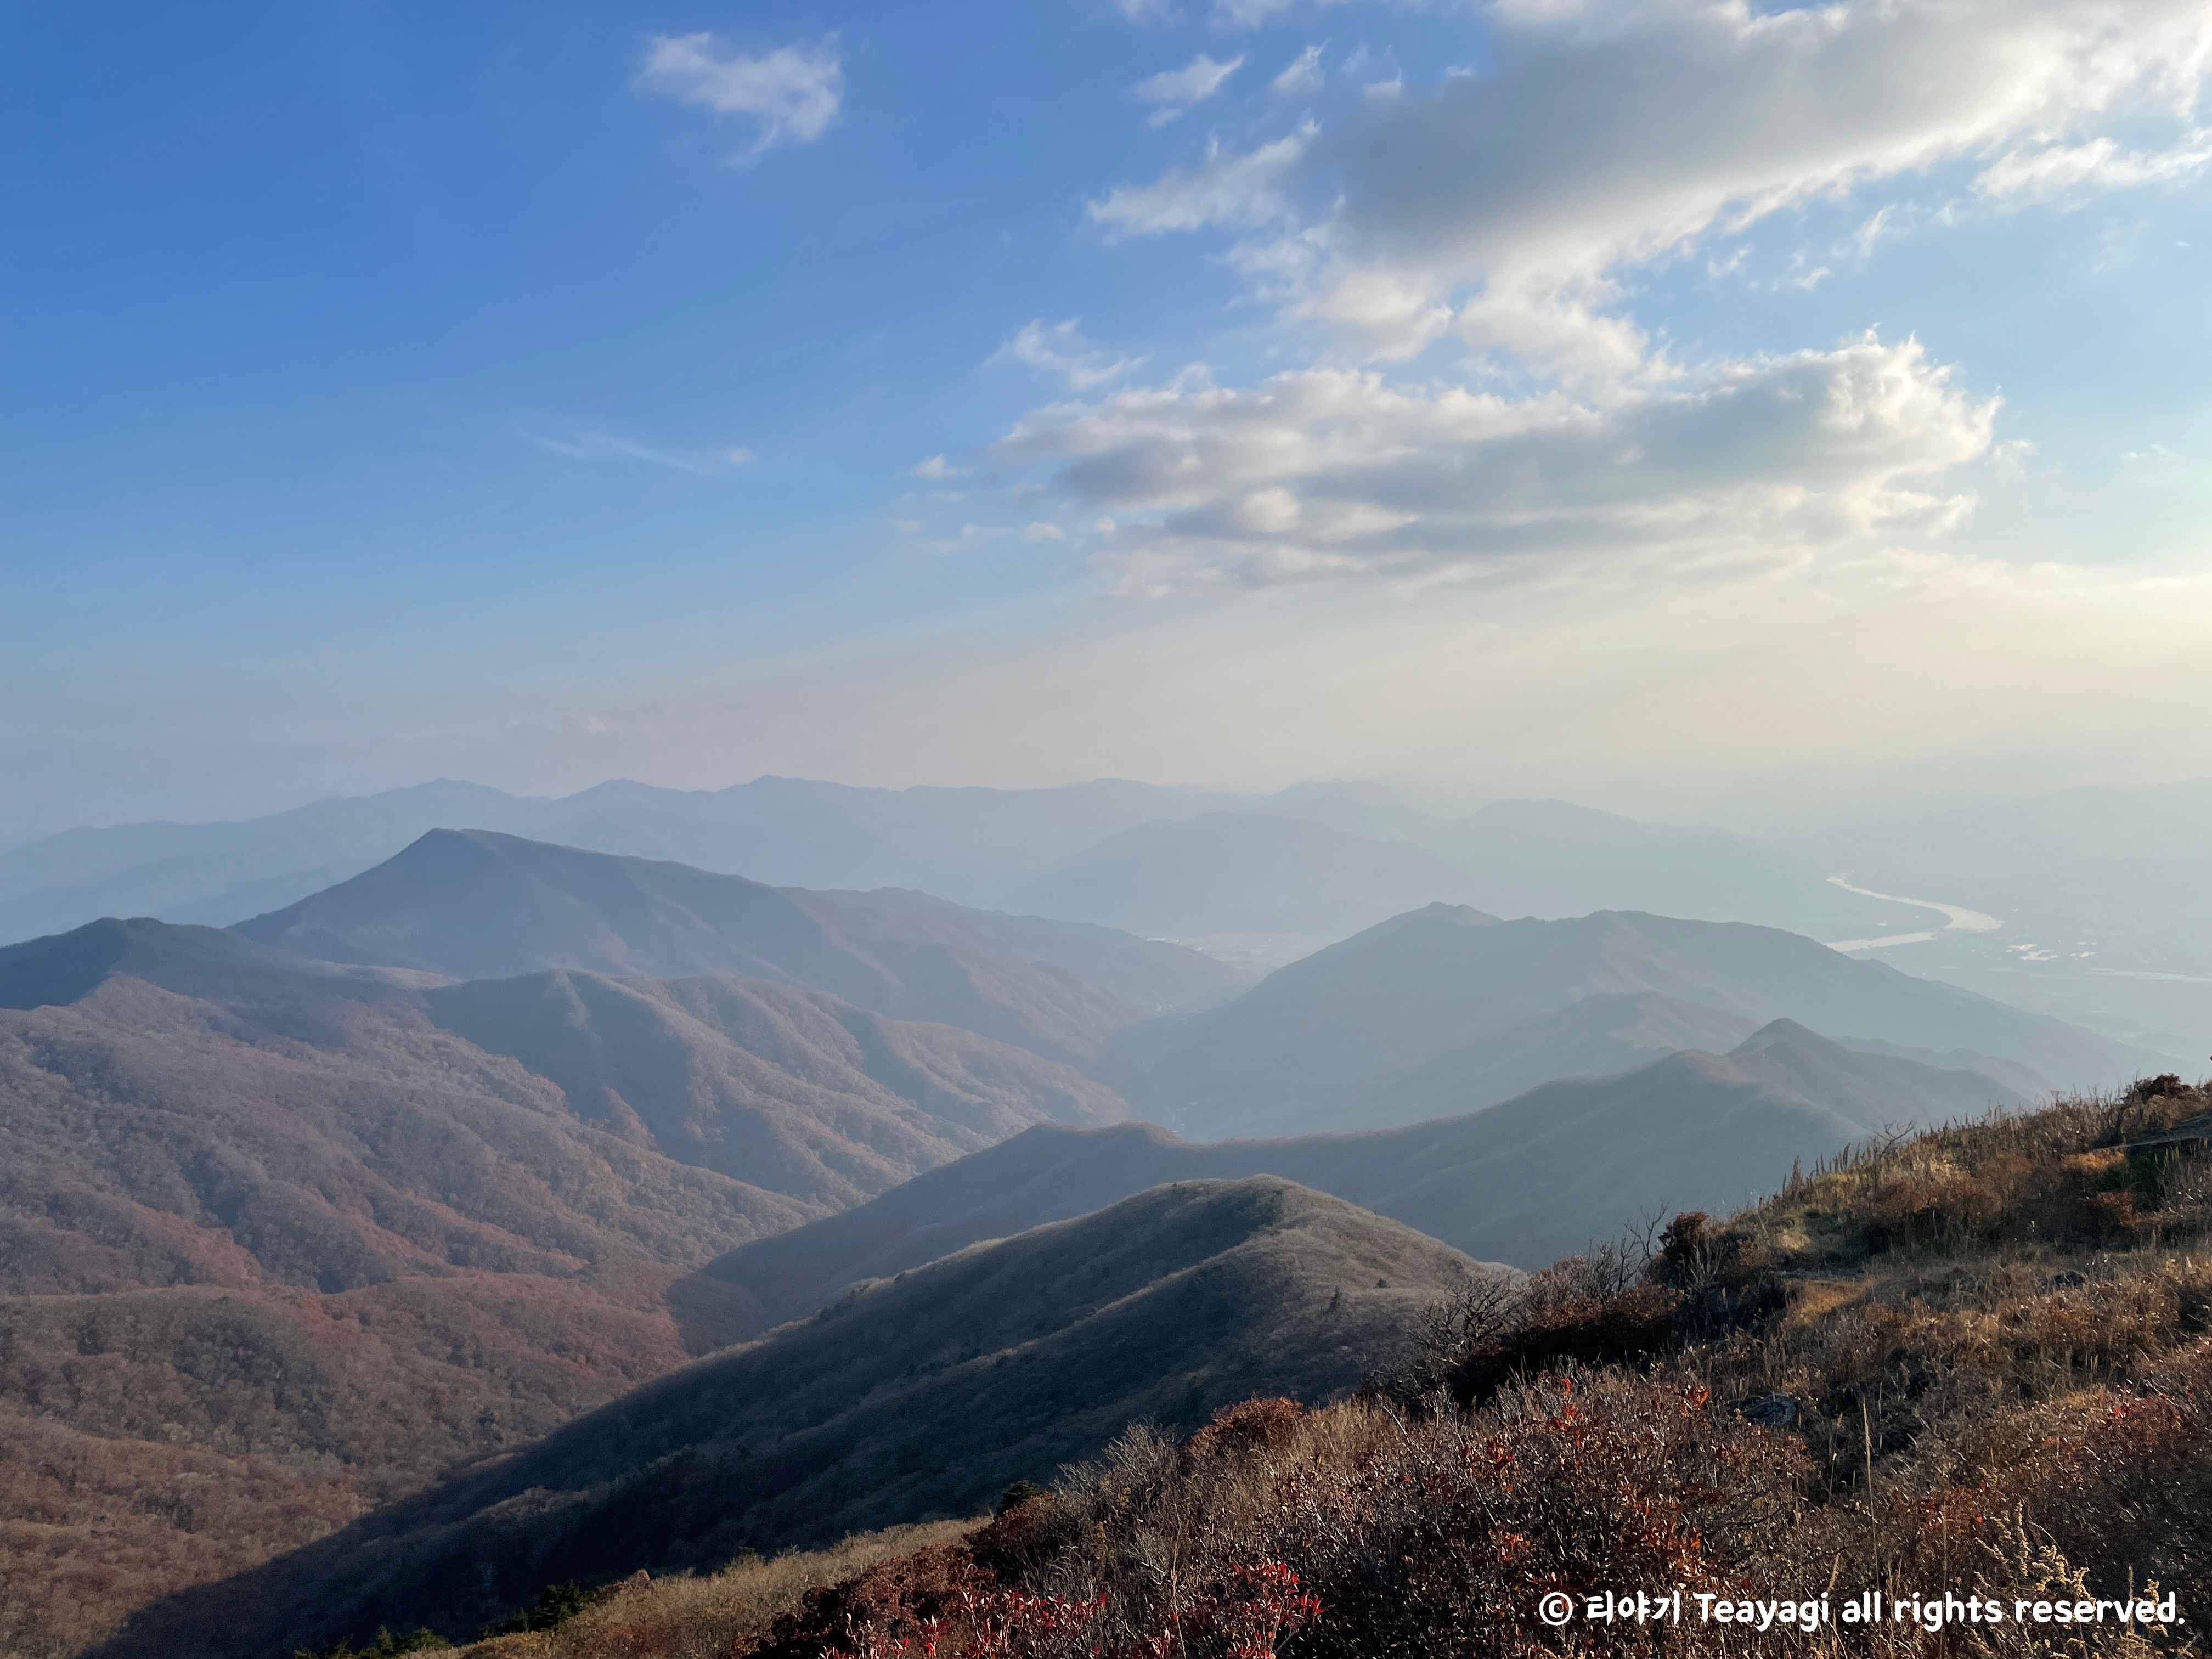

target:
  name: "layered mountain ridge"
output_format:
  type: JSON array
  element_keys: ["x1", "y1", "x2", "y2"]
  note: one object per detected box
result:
[
  {"x1": 1, "y1": 776, "x2": 1931, "y2": 951},
  {"x1": 0, "y1": 827, "x2": 2174, "y2": 1656},
  {"x1": 231, "y1": 828, "x2": 1248, "y2": 1065},
  {"x1": 88, "y1": 1178, "x2": 1496, "y2": 1659},
  {"x1": 675, "y1": 1016, "x2": 2021, "y2": 1350},
  {"x1": 1129, "y1": 902, "x2": 2147, "y2": 1137}
]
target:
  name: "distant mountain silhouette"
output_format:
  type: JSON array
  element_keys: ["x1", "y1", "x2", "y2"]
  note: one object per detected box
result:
[
  {"x1": 90, "y1": 1178, "x2": 1493, "y2": 1659},
  {"x1": 1, "y1": 777, "x2": 1932, "y2": 952},
  {"x1": 1351, "y1": 990, "x2": 1765, "y2": 1122},
  {"x1": 674, "y1": 1019, "x2": 2019, "y2": 1347},
  {"x1": 1435, "y1": 799, "x2": 1901, "y2": 936},
  {"x1": 1011, "y1": 811, "x2": 1487, "y2": 936},
  {"x1": 230, "y1": 830, "x2": 1249, "y2": 1064},
  {"x1": 1130, "y1": 903, "x2": 2148, "y2": 1137},
  {"x1": 1011, "y1": 800, "x2": 1926, "y2": 942},
  {"x1": 0, "y1": 778, "x2": 1253, "y2": 944}
]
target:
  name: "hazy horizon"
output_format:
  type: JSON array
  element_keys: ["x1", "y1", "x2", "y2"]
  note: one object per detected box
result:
[{"x1": 9, "y1": 1, "x2": 2212, "y2": 848}]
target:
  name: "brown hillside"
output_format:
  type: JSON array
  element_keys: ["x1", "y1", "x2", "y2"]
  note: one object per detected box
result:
[
  {"x1": 0, "y1": 921, "x2": 1130, "y2": 1655},
  {"x1": 91, "y1": 1178, "x2": 1498, "y2": 1658}
]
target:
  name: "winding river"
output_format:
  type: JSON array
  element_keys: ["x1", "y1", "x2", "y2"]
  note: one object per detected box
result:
[{"x1": 1821, "y1": 874, "x2": 2001, "y2": 953}]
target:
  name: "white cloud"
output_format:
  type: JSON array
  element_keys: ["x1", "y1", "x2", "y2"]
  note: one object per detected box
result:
[
  {"x1": 637, "y1": 34, "x2": 842, "y2": 160},
  {"x1": 988, "y1": 319, "x2": 1145, "y2": 389},
  {"x1": 1132, "y1": 54, "x2": 1245, "y2": 126},
  {"x1": 727, "y1": 447, "x2": 755, "y2": 466},
  {"x1": 998, "y1": 335, "x2": 1995, "y2": 589},
  {"x1": 1088, "y1": 128, "x2": 1312, "y2": 234},
  {"x1": 1095, "y1": 0, "x2": 2212, "y2": 375},
  {"x1": 995, "y1": 0, "x2": 2208, "y2": 611},
  {"x1": 911, "y1": 455, "x2": 966, "y2": 479},
  {"x1": 1271, "y1": 45, "x2": 1326, "y2": 98},
  {"x1": 1976, "y1": 133, "x2": 2212, "y2": 201},
  {"x1": 1024, "y1": 522, "x2": 1068, "y2": 540}
]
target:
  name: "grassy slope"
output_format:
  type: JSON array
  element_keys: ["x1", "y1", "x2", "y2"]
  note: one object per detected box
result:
[{"x1": 413, "y1": 1077, "x2": 2212, "y2": 1659}]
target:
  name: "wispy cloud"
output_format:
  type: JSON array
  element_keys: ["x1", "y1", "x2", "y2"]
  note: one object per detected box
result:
[
  {"x1": 911, "y1": 455, "x2": 967, "y2": 479},
  {"x1": 1089, "y1": 128, "x2": 1311, "y2": 235},
  {"x1": 1271, "y1": 45, "x2": 1325, "y2": 98},
  {"x1": 636, "y1": 34, "x2": 843, "y2": 161},
  {"x1": 522, "y1": 428, "x2": 748, "y2": 476},
  {"x1": 1131, "y1": 53, "x2": 1245, "y2": 126},
  {"x1": 988, "y1": 319, "x2": 1144, "y2": 389}
]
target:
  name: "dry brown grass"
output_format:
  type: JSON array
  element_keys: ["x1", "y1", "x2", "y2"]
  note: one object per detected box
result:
[
  {"x1": 441, "y1": 1521, "x2": 979, "y2": 1659},
  {"x1": 289, "y1": 1084, "x2": 2212, "y2": 1658}
]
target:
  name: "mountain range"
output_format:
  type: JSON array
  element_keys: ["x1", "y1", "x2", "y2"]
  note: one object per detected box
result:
[
  {"x1": 1127, "y1": 902, "x2": 2149, "y2": 1138},
  {"x1": 228, "y1": 827, "x2": 1248, "y2": 1065},
  {"x1": 0, "y1": 823, "x2": 2177, "y2": 1655},
  {"x1": 0, "y1": 776, "x2": 1933, "y2": 952}
]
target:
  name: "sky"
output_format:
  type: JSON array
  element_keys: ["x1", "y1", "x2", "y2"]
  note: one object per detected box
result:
[{"x1": 7, "y1": 0, "x2": 2212, "y2": 843}]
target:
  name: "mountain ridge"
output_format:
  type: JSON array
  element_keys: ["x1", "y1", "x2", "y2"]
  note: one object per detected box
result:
[
  {"x1": 85, "y1": 1177, "x2": 1495, "y2": 1659},
  {"x1": 229, "y1": 828, "x2": 1249, "y2": 1066},
  {"x1": 1131, "y1": 903, "x2": 2158, "y2": 1137},
  {"x1": 674, "y1": 1017, "x2": 2023, "y2": 1347}
]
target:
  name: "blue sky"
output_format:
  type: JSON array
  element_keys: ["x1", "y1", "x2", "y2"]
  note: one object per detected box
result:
[{"x1": 7, "y1": 0, "x2": 2212, "y2": 840}]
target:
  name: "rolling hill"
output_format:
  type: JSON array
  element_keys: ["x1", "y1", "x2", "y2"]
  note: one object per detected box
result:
[
  {"x1": 1128, "y1": 903, "x2": 2157, "y2": 1138},
  {"x1": 88, "y1": 1178, "x2": 1496, "y2": 1659}
]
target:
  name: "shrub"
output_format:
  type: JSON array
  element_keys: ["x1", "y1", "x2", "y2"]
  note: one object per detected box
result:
[
  {"x1": 995, "y1": 1480, "x2": 1047, "y2": 1517},
  {"x1": 1443, "y1": 1284, "x2": 1683, "y2": 1406},
  {"x1": 484, "y1": 1581, "x2": 600, "y2": 1637}
]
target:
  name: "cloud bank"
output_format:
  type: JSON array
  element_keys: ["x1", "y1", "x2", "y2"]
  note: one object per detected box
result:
[
  {"x1": 1001, "y1": 336, "x2": 1994, "y2": 589},
  {"x1": 1028, "y1": 0, "x2": 2212, "y2": 591}
]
